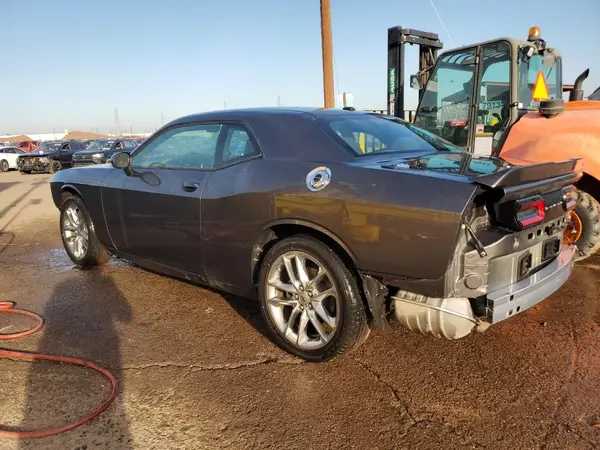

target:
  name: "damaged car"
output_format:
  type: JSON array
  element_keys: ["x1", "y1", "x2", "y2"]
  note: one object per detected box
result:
[
  {"x1": 49, "y1": 108, "x2": 581, "y2": 361},
  {"x1": 18, "y1": 140, "x2": 87, "y2": 174}
]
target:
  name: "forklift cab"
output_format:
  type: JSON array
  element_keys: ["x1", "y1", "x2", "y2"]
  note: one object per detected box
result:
[
  {"x1": 387, "y1": 26, "x2": 563, "y2": 156},
  {"x1": 411, "y1": 27, "x2": 562, "y2": 155}
]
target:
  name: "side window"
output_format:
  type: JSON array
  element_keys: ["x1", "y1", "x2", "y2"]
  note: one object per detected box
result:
[
  {"x1": 475, "y1": 42, "x2": 511, "y2": 155},
  {"x1": 132, "y1": 124, "x2": 221, "y2": 169},
  {"x1": 124, "y1": 140, "x2": 135, "y2": 149},
  {"x1": 61, "y1": 144, "x2": 70, "y2": 152},
  {"x1": 414, "y1": 48, "x2": 477, "y2": 148},
  {"x1": 221, "y1": 125, "x2": 259, "y2": 163},
  {"x1": 4, "y1": 148, "x2": 14, "y2": 153}
]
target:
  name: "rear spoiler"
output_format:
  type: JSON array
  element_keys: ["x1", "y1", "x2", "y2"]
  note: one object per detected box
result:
[{"x1": 471, "y1": 158, "x2": 584, "y2": 190}]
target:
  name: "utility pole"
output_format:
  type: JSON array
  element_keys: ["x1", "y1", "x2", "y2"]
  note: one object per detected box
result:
[
  {"x1": 276, "y1": 96, "x2": 281, "y2": 106},
  {"x1": 320, "y1": 0, "x2": 335, "y2": 108},
  {"x1": 161, "y1": 111, "x2": 164, "y2": 126}
]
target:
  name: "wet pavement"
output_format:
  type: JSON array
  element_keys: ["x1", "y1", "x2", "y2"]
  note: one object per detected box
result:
[{"x1": 0, "y1": 171, "x2": 599, "y2": 449}]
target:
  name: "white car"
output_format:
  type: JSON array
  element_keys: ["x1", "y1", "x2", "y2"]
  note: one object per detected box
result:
[{"x1": 0, "y1": 146, "x2": 26, "y2": 172}]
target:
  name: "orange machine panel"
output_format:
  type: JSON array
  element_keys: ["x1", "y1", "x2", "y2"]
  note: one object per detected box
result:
[{"x1": 500, "y1": 105, "x2": 600, "y2": 180}]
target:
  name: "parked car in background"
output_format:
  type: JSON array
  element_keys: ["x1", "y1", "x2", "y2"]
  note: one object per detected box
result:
[
  {"x1": 0, "y1": 146, "x2": 26, "y2": 172},
  {"x1": 18, "y1": 140, "x2": 87, "y2": 174},
  {"x1": 71, "y1": 138, "x2": 138, "y2": 167},
  {"x1": 15, "y1": 140, "x2": 40, "y2": 153},
  {"x1": 50, "y1": 108, "x2": 581, "y2": 361}
]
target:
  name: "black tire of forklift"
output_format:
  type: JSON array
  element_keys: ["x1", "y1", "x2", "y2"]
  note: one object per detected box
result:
[
  {"x1": 572, "y1": 190, "x2": 600, "y2": 262},
  {"x1": 49, "y1": 160, "x2": 62, "y2": 174}
]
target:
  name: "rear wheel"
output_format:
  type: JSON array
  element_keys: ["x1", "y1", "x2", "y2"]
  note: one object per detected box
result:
[
  {"x1": 0, "y1": 160, "x2": 8, "y2": 172},
  {"x1": 257, "y1": 235, "x2": 369, "y2": 362},
  {"x1": 60, "y1": 193, "x2": 111, "y2": 267},
  {"x1": 564, "y1": 190, "x2": 600, "y2": 261}
]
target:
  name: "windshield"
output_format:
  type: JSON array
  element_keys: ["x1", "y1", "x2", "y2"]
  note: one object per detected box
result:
[
  {"x1": 85, "y1": 140, "x2": 114, "y2": 151},
  {"x1": 518, "y1": 53, "x2": 562, "y2": 110},
  {"x1": 316, "y1": 114, "x2": 463, "y2": 156},
  {"x1": 37, "y1": 142, "x2": 61, "y2": 152}
]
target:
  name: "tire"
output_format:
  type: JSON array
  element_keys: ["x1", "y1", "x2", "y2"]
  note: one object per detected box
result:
[
  {"x1": 49, "y1": 160, "x2": 62, "y2": 174},
  {"x1": 568, "y1": 190, "x2": 600, "y2": 261},
  {"x1": 59, "y1": 192, "x2": 111, "y2": 267},
  {"x1": 257, "y1": 235, "x2": 369, "y2": 362},
  {"x1": 0, "y1": 160, "x2": 8, "y2": 172}
]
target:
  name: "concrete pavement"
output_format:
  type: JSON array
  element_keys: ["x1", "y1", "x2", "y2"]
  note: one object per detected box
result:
[{"x1": 0, "y1": 170, "x2": 599, "y2": 449}]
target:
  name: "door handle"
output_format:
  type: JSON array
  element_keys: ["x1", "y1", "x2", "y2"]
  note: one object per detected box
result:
[{"x1": 182, "y1": 181, "x2": 200, "y2": 192}]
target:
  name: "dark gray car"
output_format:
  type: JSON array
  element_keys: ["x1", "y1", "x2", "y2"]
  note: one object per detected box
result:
[{"x1": 49, "y1": 107, "x2": 581, "y2": 361}]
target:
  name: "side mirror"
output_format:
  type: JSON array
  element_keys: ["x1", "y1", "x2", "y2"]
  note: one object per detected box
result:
[
  {"x1": 410, "y1": 75, "x2": 421, "y2": 90},
  {"x1": 111, "y1": 151, "x2": 131, "y2": 170}
]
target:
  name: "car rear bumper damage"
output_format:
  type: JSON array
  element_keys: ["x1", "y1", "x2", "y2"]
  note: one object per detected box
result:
[
  {"x1": 386, "y1": 223, "x2": 574, "y2": 340},
  {"x1": 486, "y1": 244, "x2": 573, "y2": 324}
]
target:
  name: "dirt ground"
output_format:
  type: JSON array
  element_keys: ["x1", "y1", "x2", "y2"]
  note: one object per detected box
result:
[{"x1": 0, "y1": 170, "x2": 599, "y2": 450}]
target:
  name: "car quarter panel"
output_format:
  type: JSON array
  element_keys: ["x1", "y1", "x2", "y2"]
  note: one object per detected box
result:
[
  {"x1": 49, "y1": 166, "x2": 116, "y2": 249},
  {"x1": 201, "y1": 155, "x2": 478, "y2": 294}
]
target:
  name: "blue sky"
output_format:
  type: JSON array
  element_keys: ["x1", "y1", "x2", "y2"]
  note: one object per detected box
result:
[{"x1": 1, "y1": 0, "x2": 599, "y2": 133}]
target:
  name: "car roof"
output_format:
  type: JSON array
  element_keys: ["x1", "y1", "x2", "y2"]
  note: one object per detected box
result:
[{"x1": 168, "y1": 107, "x2": 371, "y2": 126}]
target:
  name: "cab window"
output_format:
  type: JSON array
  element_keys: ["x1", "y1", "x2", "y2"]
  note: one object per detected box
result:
[{"x1": 414, "y1": 48, "x2": 477, "y2": 148}]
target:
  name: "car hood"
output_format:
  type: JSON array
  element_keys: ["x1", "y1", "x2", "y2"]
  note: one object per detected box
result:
[
  {"x1": 74, "y1": 149, "x2": 112, "y2": 156},
  {"x1": 20, "y1": 150, "x2": 56, "y2": 157}
]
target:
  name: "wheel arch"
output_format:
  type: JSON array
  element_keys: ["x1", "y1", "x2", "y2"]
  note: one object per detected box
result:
[
  {"x1": 251, "y1": 220, "x2": 358, "y2": 287},
  {"x1": 575, "y1": 172, "x2": 600, "y2": 203},
  {"x1": 57, "y1": 184, "x2": 84, "y2": 206}
]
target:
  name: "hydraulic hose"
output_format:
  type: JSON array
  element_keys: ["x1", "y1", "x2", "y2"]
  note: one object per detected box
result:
[{"x1": 0, "y1": 301, "x2": 118, "y2": 439}]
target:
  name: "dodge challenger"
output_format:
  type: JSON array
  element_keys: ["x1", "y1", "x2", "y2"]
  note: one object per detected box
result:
[{"x1": 49, "y1": 107, "x2": 581, "y2": 361}]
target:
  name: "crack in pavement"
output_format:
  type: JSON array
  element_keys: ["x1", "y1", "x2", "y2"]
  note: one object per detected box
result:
[
  {"x1": 123, "y1": 356, "x2": 305, "y2": 373},
  {"x1": 352, "y1": 357, "x2": 486, "y2": 448}
]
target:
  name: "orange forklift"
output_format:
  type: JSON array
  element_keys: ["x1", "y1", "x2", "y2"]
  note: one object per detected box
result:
[{"x1": 384, "y1": 26, "x2": 600, "y2": 261}]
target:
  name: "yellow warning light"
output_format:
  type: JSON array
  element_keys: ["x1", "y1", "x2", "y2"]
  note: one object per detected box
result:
[
  {"x1": 528, "y1": 26, "x2": 541, "y2": 40},
  {"x1": 532, "y1": 71, "x2": 550, "y2": 102}
]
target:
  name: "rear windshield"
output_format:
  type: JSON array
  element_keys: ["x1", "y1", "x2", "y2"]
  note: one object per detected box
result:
[{"x1": 316, "y1": 114, "x2": 462, "y2": 156}]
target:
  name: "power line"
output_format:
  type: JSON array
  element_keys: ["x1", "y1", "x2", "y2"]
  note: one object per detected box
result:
[{"x1": 428, "y1": 0, "x2": 456, "y2": 48}]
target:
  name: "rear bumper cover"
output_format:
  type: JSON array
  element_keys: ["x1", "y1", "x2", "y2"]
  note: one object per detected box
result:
[{"x1": 486, "y1": 244, "x2": 574, "y2": 323}]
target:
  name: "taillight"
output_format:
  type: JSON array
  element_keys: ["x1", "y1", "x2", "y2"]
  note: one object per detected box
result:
[
  {"x1": 562, "y1": 186, "x2": 576, "y2": 211},
  {"x1": 516, "y1": 195, "x2": 545, "y2": 228}
]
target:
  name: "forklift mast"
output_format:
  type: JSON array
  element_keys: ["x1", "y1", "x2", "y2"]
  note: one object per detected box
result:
[{"x1": 387, "y1": 27, "x2": 443, "y2": 121}]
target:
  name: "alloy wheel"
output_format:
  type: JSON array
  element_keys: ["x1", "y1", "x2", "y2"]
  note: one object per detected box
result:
[
  {"x1": 62, "y1": 204, "x2": 89, "y2": 260},
  {"x1": 265, "y1": 251, "x2": 340, "y2": 350}
]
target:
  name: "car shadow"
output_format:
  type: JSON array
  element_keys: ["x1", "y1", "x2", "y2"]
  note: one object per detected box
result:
[
  {"x1": 0, "y1": 179, "x2": 46, "y2": 221},
  {"x1": 17, "y1": 268, "x2": 133, "y2": 448},
  {"x1": 113, "y1": 257, "x2": 271, "y2": 341}
]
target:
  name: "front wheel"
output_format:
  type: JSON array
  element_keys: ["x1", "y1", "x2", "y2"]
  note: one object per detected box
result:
[
  {"x1": 257, "y1": 235, "x2": 369, "y2": 362},
  {"x1": 60, "y1": 193, "x2": 111, "y2": 267},
  {"x1": 49, "y1": 160, "x2": 62, "y2": 174},
  {"x1": 564, "y1": 190, "x2": 600, "y2": 261},
  {"x1": 0, "y1": 160, "x2": 9, "y2": 172}
]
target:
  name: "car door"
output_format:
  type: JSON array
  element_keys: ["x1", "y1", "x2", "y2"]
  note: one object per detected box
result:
[
  {"x1": 200, "y1": 123, "x2": 264, "y2": 291},
  {"x1": 101, "y1": 122, "x2": 222, "y2": 276},
  {"x1": 1, "y1": 147, "x2": 14, "y2": 165},
  {"x1": 58, "y1": 142, "x2": 72, "y2": 165}
]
